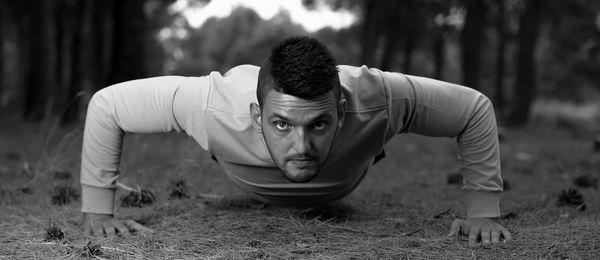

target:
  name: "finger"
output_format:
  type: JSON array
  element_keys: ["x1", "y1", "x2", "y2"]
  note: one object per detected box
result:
[
  {"x1": 481, "y1": 226, "x2": 491, "y2": 245},
  {"x1": 83, "y1": 222, "x2": 92, "y2": 237},
  {"x1": 491, "y1": 228, "x2": 500, "y2": 244},
  {"x1": 448, "y1": 219, "x2": 462, "y2": 237},
  {"x1": 499, "y1": 226, "x2": 512, "y2": 242},
  {"x1": 124, "y1": 220, "x2": 154, "y2": 233},
  {"x1": 94, "y1": 225, "x2": 105, "y2": 237},
  {"x1": 113, "y1": 221, "x2": 129, "y2": 235},
  {"x1": 103, "y1": 223, "x2": 116, "y2": 237},
  {"x1": 468, "y1": 228, "x2": 480, "y2": 247}
]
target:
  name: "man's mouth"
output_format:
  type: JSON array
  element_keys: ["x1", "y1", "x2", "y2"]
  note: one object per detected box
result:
[
  {"x1": 287, "y1": 157, "x2": 318, "y2": 169},
  {"x1": 290, "y1": 158, "x2": 315, "y2": 162},
  {"x1": 286, "y1": 154, "x2": 319, "y2": 162},
  {"x1": 286, "y1": 156, "x2": 318, "y2": 163}
]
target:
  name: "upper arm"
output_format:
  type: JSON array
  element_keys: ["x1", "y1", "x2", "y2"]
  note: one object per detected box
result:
[
  {"x1": 94, "y1": 76, "x2": 187, "y2": 134},
  {"x1": 81, "y1": 76, "x2": 207, "y2": 188},
  {"x1": 384, "y1": 72, "x2": 489, "y2": 138}
]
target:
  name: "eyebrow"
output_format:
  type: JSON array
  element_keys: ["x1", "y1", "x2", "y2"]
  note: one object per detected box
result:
[{"x1": 270, "y1": 113, "x2": 332, "y2": 122}]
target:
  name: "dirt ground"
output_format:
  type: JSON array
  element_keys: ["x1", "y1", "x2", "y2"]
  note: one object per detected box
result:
[{"x1": 1, "y1": 116, "x2": 599, "y2": 259}]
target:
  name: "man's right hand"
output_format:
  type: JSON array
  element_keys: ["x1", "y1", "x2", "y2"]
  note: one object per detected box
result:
[{"x1": 83, "y1": 213, "x2": 154, "y2": 237}]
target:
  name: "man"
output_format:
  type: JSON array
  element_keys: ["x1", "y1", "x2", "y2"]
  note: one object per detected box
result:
[{"x1": 81, "y1": 36, "x2": 511, "y2": 246}]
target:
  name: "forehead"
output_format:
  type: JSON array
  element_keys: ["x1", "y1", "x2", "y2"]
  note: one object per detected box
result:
[{"x1": 262, "y1": 90, "x2": 337, "y2": 118}]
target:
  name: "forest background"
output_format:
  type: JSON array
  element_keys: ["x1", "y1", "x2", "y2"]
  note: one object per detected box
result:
[{"x1": 0, "y1": 0, "x2": 599, "y2": 127}]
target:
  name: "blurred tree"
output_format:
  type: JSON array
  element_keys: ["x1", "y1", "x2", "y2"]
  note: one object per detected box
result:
[
  {"x1": 1, "y1": 0, "x2": 599, "y2": 126},
  {"x1": 91, "y1": 0, "x2": 115, "y2": 92},
  {"x1": 507, "y1": 0, "x2": 543, "y2": 126},
  {"x1": 539, "y1": 0, "x2": 600, "y2": 102},
  {"x1": 461, "y1": 0, "x2": 488, "y2": 91},
  {"x1": 23, "y1": 0, "x2": 57, "y2": 121},
  {"x1": 0, "y1": 0, "x2": 179, "y2": 123},
  {"x1": 429, "y1": 1, "x2": 460, "y2": 80},
  {"x1": 492, "y1": 0, "x2": 506, "y2": 118},
  {"x1": 0, "y1": 1, "x2": 4, "y2": 111},
  {"x1": 166, "y1": 6, "x2": 305, "y2": 75},
  {"x1": 313, "y1": 25, "x2": 361, "y2": 66},
  {"x1": 108, "y1": 0, "x2": 148, "y2": 84},
  {"x1": 60, "y1": 0, "x2": 94, "y2": 125},
  {"x1": 305, "y1": 0, "x2": 443, "y2": 74},
  {"x1": 380, "y1": 0, "x2": 407, "y2": 72},
  {"x1": 146, "y1": 0, "x2": 180, "y2": 75}
]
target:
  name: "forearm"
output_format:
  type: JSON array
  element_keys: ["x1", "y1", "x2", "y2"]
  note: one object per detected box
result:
[
  {"x1": 456, "y1": 93, "x2": 502, "y2": 218},
  {"x1": 80, "y1": 76, "x2": 188, "y2": 214},
  {"x1": 384, "y1": 73, "x2": 503, "y2": 218},
  {"x1": 80, "y1": 89, "x2": 124, "y2": 214}
]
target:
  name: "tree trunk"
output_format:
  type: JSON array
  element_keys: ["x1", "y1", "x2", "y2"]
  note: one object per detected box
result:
[
  {"x1": 23, "y1": 1, "x2": 56, "y2": 121},
  {"x1": 62, "y1": 0, "x2": 94, "y2": 125},
  {"x1": 494, "y1": 0, "x2": 506, "y2": 120},
  {"x1": 0, "y1": 2, "x2": 4, "y2": 111},
  {"x1": 93, "y1": 0, "x2": 115, "y2": 90},
  {"x1": 433, "y1": 30, "x2": 445, "y2": 80},
  {"x1": 400, "y1": 0, "x2": 416, "y2": 74},
  {"x1": 461, "y1": 0, "x2": 487, "y2": 90},
  {"x1": 16, "y1": 3, "x2": 30, "y2": 117},
  {"x1": 54, "y1": 0, "x2": 75, "y2": 116},
  {"x1": 507, "y1": 0, "x2": 543, "y2": 126},
  {"x1": 379, "y1": 0, "x2": 402, "y2": 71},
  {"x1": 402, "y1": 31, "x2": 415, "y2": 74},
  {"x1": 108, "y1": 0, "x2": 147, "y2": 84},
  {"x1": 360, "y1": 0, "x2": 380, "y2": 67}
]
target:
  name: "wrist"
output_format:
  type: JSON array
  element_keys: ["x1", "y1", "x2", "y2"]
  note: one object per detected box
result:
[
  {"x1": 81, "y1": 185, "x2": 116, "y2": 215},
  {"x1": 463, "y1": 190, "x2": 501, "y2": 218}
]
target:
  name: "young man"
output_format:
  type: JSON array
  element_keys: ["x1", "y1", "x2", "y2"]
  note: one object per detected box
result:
[{"x1": 81, "y1": 36, "x2": 511, "y2": 246}]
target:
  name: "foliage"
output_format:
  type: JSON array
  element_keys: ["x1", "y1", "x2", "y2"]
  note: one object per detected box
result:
[
  {"x1": 50, "y1": 185, "x2": 79, "y2": 206},
  {"x1": 44, "y1": 226, "x2": 65, "y2": 241},
  {"x1": 557, "y1": 188, "x2": 585, "y2": 207},
  {"x1": 163, "y1": 6, "x2": 307, "y2": 75},
  {"x1": 81, "y1": 241, "x2": 103, "y2": 258},
  {"x1": 168, "y1": 179, "x2": 190, "y2": 199},
  {"x1": 0, "y1": 0, "x2": 599, "y2": 124},
  {"x1": 121, "y1": 189, "x2": 157, "y2": 207}
]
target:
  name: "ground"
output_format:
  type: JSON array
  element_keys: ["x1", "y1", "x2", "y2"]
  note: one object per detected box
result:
[{"x1": 0, "y1": 115, "x2": 599, "y2": 259}]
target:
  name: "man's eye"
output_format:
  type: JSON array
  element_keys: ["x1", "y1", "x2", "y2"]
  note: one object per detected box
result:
[
  {"x1": 312, "y1": 121, "x2": 328, "y2": 131},
  {"x1": 274, "y1": 121, "x2": 290, "y2": 130}
]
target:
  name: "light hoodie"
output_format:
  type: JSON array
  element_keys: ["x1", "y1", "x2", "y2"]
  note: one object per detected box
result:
[{"x1": 81, "y1": 65, "x2": 503, "y2": 218}]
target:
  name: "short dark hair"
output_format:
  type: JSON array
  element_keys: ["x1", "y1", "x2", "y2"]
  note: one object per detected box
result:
[{"x1": 257, "y1": 36, "x2": 340, "y2": 108}]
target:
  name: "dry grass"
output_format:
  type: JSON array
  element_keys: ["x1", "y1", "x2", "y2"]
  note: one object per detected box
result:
[{"x1": 1, "y1": 115, "x2": 599, "y2": 259}]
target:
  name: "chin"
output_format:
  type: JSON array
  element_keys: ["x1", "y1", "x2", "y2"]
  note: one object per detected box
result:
[{"x1": 283, "y1": 169, "x2": 318, "y2": 183}]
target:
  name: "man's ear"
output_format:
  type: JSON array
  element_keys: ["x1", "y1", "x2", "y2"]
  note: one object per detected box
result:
[
  {"x1": 337, "y1": 98, "x2": 346, "y2": 127},
  {"x1": 250, "y1": 102, "x2": 262, "y2": 133}
]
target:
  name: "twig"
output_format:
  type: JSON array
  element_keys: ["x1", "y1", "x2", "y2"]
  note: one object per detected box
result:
[
  {"x1": 115, "y1": 181, "x2": 136, "y2": 193},
  {"x1": 433, "y1": 208, "x2": 456, "y2": 219},
  {"x1": 315, "y1": 220, "x2": 380, "y2": 236},
  {"x1": 195, "y1": 193, "x2": 224, "y2": 200},
  {"x1": 316, "y1": 219, "x2": 421, "y2": 238},
  {"x1": 399, "y1": 228, "x2": 422, "y2": 236}
]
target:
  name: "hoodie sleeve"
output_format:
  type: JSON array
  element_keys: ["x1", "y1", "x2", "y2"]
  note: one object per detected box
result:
[
  {"x1": 80, "y1": 76, "x2": 210, "y2": 214},
  {"x1": 383, "y1": 72, "x2": 503, "y2": 218}
]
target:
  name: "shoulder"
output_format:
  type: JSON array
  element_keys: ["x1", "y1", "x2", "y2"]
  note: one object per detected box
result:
[
  {"x1": 337, "y1": 65, "x2": 388, "y2": 112},
  {"x1": 209, "y1": 64, "x2": 260, "y2": 88},
  {"x1": 206, "y1": 65, "x2": 260, "y2": 112}
]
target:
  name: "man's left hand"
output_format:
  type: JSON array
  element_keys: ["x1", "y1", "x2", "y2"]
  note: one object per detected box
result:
[{"x1": 448, "y1": 217, "x2": 512, "y2": 247}]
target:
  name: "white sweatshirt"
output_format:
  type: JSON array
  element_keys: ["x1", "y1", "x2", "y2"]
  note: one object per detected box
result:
[{"x1": 81, "y1": 65, "x2": 503, "y2": 218}]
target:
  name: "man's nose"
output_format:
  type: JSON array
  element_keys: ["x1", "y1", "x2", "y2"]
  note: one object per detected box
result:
[{"x1": 292, "y1": 128, "x2": 311, "y2": 153}]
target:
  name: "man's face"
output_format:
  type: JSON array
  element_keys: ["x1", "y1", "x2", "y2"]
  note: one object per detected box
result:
[{"x1": 251, "y1": 90, "x2": 344, "y2": 183}]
